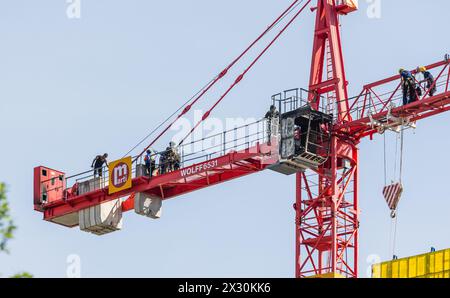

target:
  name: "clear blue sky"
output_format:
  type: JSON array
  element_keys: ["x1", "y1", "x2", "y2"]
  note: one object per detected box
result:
[{"x1": 0, "y1": 0, "x2": 449, "y2": 277}]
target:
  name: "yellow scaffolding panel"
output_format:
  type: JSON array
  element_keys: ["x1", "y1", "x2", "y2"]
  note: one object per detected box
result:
[{"x1": 372, "y1": 248, "x2": 450, "y2": 278}]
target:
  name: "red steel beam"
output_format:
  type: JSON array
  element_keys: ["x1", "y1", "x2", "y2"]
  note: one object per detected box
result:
[
  {"x1": 337, "y1": 90, "x2": 450, "y2": 139},
  {"x1": 42, "y1": 144, "x2": 277, "y2": 222},
  {"x1": 363, "y1": 60, "x2": 448, "y2": 89}
]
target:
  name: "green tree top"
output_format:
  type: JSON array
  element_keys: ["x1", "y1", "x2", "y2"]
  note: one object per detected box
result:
[
  {"x1": 0, "y1": 182, "x2": 17, "y2": 253},
  {"x1": 0, "y1": 183, "x2": 32, "y2": 277}
]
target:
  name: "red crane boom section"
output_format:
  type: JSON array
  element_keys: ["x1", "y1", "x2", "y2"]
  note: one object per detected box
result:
[
  {"x1": 36, "y1": 58, "x2": 450, "y2": 226},
  {"x1": 337, "y1": 60, "x2": 450, "y2": 139},
  {"x1": 42, "y1": 143, "x2": 277, "y2": 225}
]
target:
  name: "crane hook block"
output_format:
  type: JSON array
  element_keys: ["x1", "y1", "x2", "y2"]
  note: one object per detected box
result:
[{"x1": 383, "y1": 182, "x2": 403, "y2": 216}]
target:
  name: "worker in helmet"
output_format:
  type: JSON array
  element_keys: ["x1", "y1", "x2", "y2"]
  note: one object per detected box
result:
[
  {"x1": 417, "y1": 66, "x2": 436, "y2": 97},
  {"x1": 399, "y1": 68, "x2": 418, "y2": 105},
  {"x1": 265, "y1": 105, "x2": 280, "y2": 145},
  {"x1": 144, "y1": 148, "x2": 157, "y2": 178},
  {"x1": 91, "y1": 153, "x2": 109, "y2": 177},
  {"x1": 166, "y1": 141, "x2": 181, "y2": 172},
  {"x1": 160, "y1": 142, "x2": 180, "y2": 174}
]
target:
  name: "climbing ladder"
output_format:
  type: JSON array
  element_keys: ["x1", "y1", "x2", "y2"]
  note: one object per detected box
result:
[{"x1": 325, "y1": 40, "x2": 337, "y2": 115}]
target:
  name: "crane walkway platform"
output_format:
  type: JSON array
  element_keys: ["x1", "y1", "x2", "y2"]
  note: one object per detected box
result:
[
  {"x1": 35, "y1": 118, "x2": 281, "y2": 227},
  {"x1": 336, "y1": 59, "x2": 450, "y2": 138}
]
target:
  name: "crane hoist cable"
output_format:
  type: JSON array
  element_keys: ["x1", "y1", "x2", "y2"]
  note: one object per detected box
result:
[
  {"x1": 132, "y1": 0, "x2": 306, "y2": 160},
  {"x1": 382, "y1": 127, "x2": 405, "y2": 219},
  {"x1": 178, "y1": 0, "x2": 312, "y2": 146},
  {"x1": 122, "y1": 77, "x2": 216, "y2": 158},
  {"x1": 384, "y1": 126, "x2": 405, "y2": 258},
  {"x1": 391, "y1": 127, "x2": 405, "y2": 256},
  {"x1": 130, "y1": 0, "x2": 307, "y2": 162},
  {"x1": 391, "y1": 206, "x2": 399, "y2": 259},
  {"x1": 383, "y1": 133, "x2": 387, "y2": 186}
]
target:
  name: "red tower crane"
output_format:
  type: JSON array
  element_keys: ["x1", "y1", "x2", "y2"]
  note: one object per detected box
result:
[{"x1": 33, "y1": 0, "x2": 450, "y2": 278}]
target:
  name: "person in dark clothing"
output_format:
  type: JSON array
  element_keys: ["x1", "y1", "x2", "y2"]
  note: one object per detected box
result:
[
  {"x1": 144, "y1": 148, "x2": 157, "y2": 178},
  {"x1": 265, "y1": 105, "x2": 280, "y2": 144},
  {"x1": 399, "y1": 69, "x2": 418, "y2": 105},
  {"x1": 159, "y1": 152, "x2": 167, "y2": 175},
  {"x1": 417, "y1": 66, "x2": 436, "y2": 97},
  {"x1": 265, "y1": 105, "x2": 280, "y2": 120},
  {"x1": 159, "y1": 142, "x2": 180, "y2": 174},
  {"x1": 91, "y1": 153, "x2": 108, "y2": 177},
  {"x1": 166, "y1": 142, "x2": 181, "y2": 172},
  {"x1": 294, "y1": 126, "x2": 302, "y2": 155}
]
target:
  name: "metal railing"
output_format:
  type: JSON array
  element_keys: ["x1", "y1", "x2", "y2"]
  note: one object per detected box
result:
[
  {"x1": 343, "y1": 68, "x2": 450, "y2": 122},
  {"x1": 39, "y1": 118, "x2": 271, "y2": 205},
  {"x1": 271, "y1": 63, "x2": 450, "y2": 125},
  {"x1": 300, "y1": 130, "x2": 331, "y2": 156},
  {"x1": 272, "y1": 88, "x2": 332, "y2": 116},
  {"x1": 40, "y1": 66, "x2": 450, "y2": 205},
  {"x1": 177, "y1": 118, "x2": 268, "y2": 167}
]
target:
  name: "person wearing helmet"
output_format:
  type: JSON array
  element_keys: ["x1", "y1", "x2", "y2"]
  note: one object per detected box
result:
[
  {"x1": 144, "y1": 148, "x2": 157, "y2": 178},
  {"x1": 166, "y1": 142, "x2": 181, "y2": 172},
  {"x1": 91, "y1": 153, "x2": 109, "y2": 177},
  {"x1": 417, "y1": 66, "x2": 436, "y2": 97},
  {"x1": 399, "y1": 68, "x2": 418, "y2": 105},
  {"x1": 160, "y1": 142, "x2": 180, "y2": 174}
]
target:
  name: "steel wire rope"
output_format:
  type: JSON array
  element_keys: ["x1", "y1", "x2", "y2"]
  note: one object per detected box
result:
[
  {"x1": 127, "y1": 0, "x2": 306, "y2": 162},
  {"x1": 178, "y1": 0, "x2": 312, "y2": 146},
  {"x1": 122, "y1": 78, "x2": 216, "y2": 158}
]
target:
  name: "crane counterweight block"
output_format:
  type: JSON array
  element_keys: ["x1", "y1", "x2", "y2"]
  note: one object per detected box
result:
[{"x1": 79, "y1": 199, "x2": 123, "y2": 236}]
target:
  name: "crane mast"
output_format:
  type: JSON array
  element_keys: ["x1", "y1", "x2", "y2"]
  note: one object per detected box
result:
[{"x1": 296, "y1": 0, "x2": 358, "y2": 278}]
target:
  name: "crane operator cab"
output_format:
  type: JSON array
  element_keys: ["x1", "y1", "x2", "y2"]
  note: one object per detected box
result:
[{"x1": 269, "y1": 105, "x2": 333, "y2": 175}]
